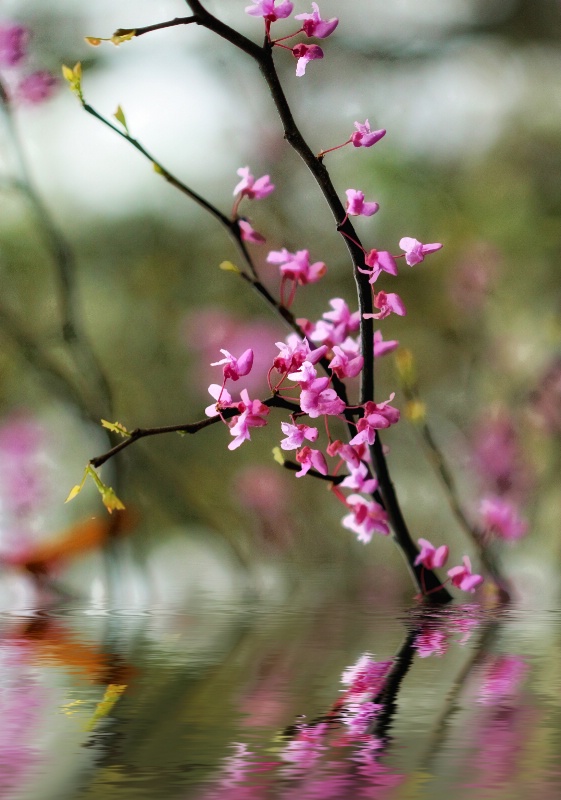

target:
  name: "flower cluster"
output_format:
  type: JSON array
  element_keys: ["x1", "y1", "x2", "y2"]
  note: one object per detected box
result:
[
  {"x1": 0, "y1": 21, "x2": 56, "y2": 104},
  {"x1": 246, "y1": 1, "x2": 338, "y2": 76},
  {"x1": 415, "y1": 537, "x2": 484, "y2": 594}
]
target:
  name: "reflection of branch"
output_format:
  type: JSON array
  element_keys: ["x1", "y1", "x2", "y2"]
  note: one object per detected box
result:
[{"x1": 369, "y1": 628, "x2": 419, "y2": 740}]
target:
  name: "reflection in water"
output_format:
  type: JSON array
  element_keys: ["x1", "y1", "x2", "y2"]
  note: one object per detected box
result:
[{"x1": 0, "y1": 599, "x2": 560, "y2": 799}]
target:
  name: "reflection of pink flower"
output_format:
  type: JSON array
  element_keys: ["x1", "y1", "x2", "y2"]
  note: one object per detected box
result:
[
  {"x1": 414, "y1": 628, "x2": 448, "y2": 658},
  {"x1": 478, "y1": 655, "x2": 527, "y2": 705},
  {"x1": 341, "y1": 654, "x2": 392, "y2": 699}
]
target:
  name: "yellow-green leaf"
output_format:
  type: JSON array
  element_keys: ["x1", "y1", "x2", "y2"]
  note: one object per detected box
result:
[
  {"x1": 219, "y1": 260, "x2": 241, "y2": 274},
  {"x1": 272, "y1": 447, "x2": 285, "y2": 466},
  {"x1": 101, "y1": 487, "x2": 126, "y2": 514},
  {"x1": 395, "y1": 347, "x2": 416, "y2": 389},
  {"x1": 111, "y1": 29, "x2": 136, "y2": 46},
  {"x1": 65, "y1": 465, "x2": 88, "y2": 503},
  {"x1": 61, "y1": 62, "x2": 83, "y2": 101},
  {"x1": 101, "y1": 419, "x2": 130, "y2": 438},
  {"x1": 113, "y1": 105, "x2": 128, "y2": 133},
  {"x1": 84, "y1": 36, "x2": 102, "y2": 47}
]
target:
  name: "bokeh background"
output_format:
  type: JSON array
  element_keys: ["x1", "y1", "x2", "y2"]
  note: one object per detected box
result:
[{"x1": 0, "y1": 0, "x2": 560, "y2": 608}]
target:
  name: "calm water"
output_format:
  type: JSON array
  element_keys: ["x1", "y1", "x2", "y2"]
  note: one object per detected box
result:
[{"x1": 1, "y1": 585, "x2": 560, "y2": 800}]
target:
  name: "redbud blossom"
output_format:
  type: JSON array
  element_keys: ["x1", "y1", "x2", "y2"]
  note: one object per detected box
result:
[
  {"x1": 17, "y1": 70, "x2": 57, "y2": 104},
  {"x1": 351, "y1": 120, "x2": 386, "y2": 148},
  {"x1": 295, "y1": 446, "x2": 328, "y2": 477},
  {"x1": 342, "y1": 494, "x2": 390, "y2": 542},
  {"x1": 233, "y1": 167, "x2": 275, "y2": 200},
  {"x1": 273, "y1": 336, "x2": 327, "y2": 374},
  {"x1": 267, "y1": 248, "x2": 327, "y2": 285},
  {"x1": 295, "y1": 3, "x2": 339, "y2": 39},
  {"x1": 0, "y1": 24, "x2": 28, "y2": 67},
  {"x1": 340, "y1": 462, "x2": 378, "y2": 494},
  {"x1": 329, "y1": 345, "x2": 364, "y2": 379},
  {"x1": 228, "y1": 389, "x2": 270, "y2": 450},
  {"x1": 245, "y1": 0, "x2": 294, "y2": 21},
  {"x1": 373, "y1": 330, "x2": 399, "y2": 358},
  {"x1": 327, "y1": 440, "x2": 361, "y2": 469},
  {"x1": 360, "y1": 250, "x2": 397, "y2": 284},
  {"x1": 364, "y1": 291, "x2": 406, "y2": 320},
  {"x1": 211, "y1": 348, "x2": 254, "y2": 381},
  {"x1": 280, "y1": 421, "x2": 319, "y2": 450},
  {"x1": 414, "y1": 538, "x2": 449, "y2": 570},
  {"x1": 447, "y1": 556, "x2": 484, "y2": 593},
  {"x1": 399, "y1": 237, "x2": 443, "y2": 266},
  {"x1": 205, "y1": 384, "x2": 233, "y2": 417},
  {"x1": 288, "y1": 361, "x2": 346, "y2": 418},
  {"x1": 238, "y1": 219, "x2": 265, "y2": 244},
  {"x1": 292, "y1": 43, "x2": 324, "y2": 77},
  {"x1": 349, "y1": 395, "x2": 400, "y2": 446},
  {"x1": 479, "y1": 496, "x2": 528, "y2": 541},
  {"x1": 345, "y1": 189, "x2": 379, "y2": 217}
]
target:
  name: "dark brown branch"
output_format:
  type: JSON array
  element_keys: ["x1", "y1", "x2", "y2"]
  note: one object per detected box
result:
[
  {"x1": 90, "y1": 394, "x2": 300, "y2": 469},
  {"x1": 114, "y1": 17, "x2": 196, "y2": 39}
]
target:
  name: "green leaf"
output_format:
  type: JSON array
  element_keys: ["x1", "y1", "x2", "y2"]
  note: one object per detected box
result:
[
  {"x1": 113, "y1": 105, "x2": 128, "y2": 133},
  {"x1": 101, "y1": 419, "x2": 130, "y2": 438},
  {"x1": 65, "y1": 465, "x2": 88, "y2": 503}
]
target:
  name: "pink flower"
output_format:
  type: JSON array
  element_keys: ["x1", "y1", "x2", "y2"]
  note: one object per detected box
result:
[
  {"x1": 349, "y1": 395, "x2": 400, "y2": 446},
  {"x1": 360, "y1": 250, "x2": 397, "y2": 284},
  {"x1": 351, "y1": 120, "x2": 386, "y2": 148},
  {"x1": 280, "y1": 421, "x2": 318, "y2": 450},
  {"x1": 245, "y1": 0, "x2": 294, "y2": 21},
  {"x1": 295, "y1": 445, "x2": 328, "y2": 477},
  {"x1": 295, "y1": 3, "x2": 339, "y2": 39},
  {"x1": 292, "y1": 43, "x2": 324, "y2": 76},
  {"x1": 399, "y1": 237, "x2": 443, "y2": 266},
  {"x1": 342, "y1": 494, "x2": 390, "y2": 542},
  {"x1": 233, "y1": 167, "x2": 275, "y2": 200},
  {"x1": 329, "y1": 345, "x2": 364, "y2": 379},
  {"x1": 340, "y1": 462, "x2": 378, "y2": 494},
  {"x1": 211, "y1": 348, "x2": 254, "y2": 381},
  {"x1": 326, "y1": 439, "x2": 361, "y2": 469},
  {"x1": 479, "y1": 496, "x2": 528, "y2": 541},
  {"x1": 205, "y1": 384, "x2": 234, "y2": 416},
  {"x1": 17, "y1": 70, "x2": 57, "y2": 104},
  {"x1": 345, "y1": 189, "x2": 379, "y2": 217},
  {"x1": 0, "y1": 24, "x2": 28, "y2": 67},
  {"x1": 364, "y1": 291, "x2": 406, "y2": 320},
  {"x1": 267, "y1": 248, "x2": 326, "y2": 285},
  {"x1": 300, "y1": 382, "x2": 346, "y2": 418},
  {"x1": 373, "y1": 330, "x2": 399, "y2": 358},
  {"x1": 287, "y1": 360, "x2": 346, "y2": 417},
  {"x1": 415, "y1": 538, "x2": 449, "y2": 569},
  {"x1": 447, "y1": 556, "x2": 484, "y2": 593},
  {"x1": 228, "y1": 389, "x2": 270, "y2": 450},
  {"x1": 238, "y1": 219, "x2": 265, "y2": 244},
  {"x1": 273, "y1": 335, "x2": 327, "y2": 374}
]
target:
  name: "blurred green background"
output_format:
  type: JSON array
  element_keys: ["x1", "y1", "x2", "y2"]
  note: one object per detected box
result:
[{"x1": 1, "y1": 0, "x2": 560, "y2": 607}]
